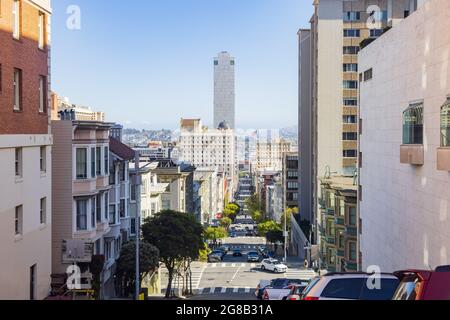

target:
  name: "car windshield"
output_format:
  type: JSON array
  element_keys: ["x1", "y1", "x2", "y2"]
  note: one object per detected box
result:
[
  {"x1": 301, "y1": 277, "x2": 321, "y2": 297},
  {"x1": 392, "y1": 276, "x2": 421, "y2": 300},
  {"x1": 248, "y1": 252, "x2": 258, "y2": 255},
  {"x1": 271, "y1": 260, "x2": 280, "y2": 264}
]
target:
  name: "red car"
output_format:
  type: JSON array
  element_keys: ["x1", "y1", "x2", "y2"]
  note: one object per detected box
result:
[{"x1": 393, "y1": 265, "x2": 450, "y2": 300}]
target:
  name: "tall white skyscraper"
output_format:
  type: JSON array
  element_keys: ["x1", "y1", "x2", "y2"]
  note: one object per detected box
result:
[{"x1": 214, "y1": 51, "x2": 235, "y2": 129}]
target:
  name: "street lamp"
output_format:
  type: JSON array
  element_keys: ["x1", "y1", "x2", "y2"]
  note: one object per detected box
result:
[{"x1": 134, "y1": 151, "x2": 141, "y2": 300}]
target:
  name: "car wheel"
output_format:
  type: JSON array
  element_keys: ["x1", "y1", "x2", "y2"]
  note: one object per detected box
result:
[
  {"x1": 261, "y1": 265, "x2": 265, "y2": 270},
  {"x1": 274, "y1": 268, "x2": 278, "y2": 273}
]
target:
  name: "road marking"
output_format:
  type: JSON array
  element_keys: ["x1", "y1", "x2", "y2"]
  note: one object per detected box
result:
[
  {"x1": 221, "y1": 263, "x2": 226, "y2": 267},
  {"x1": 251, "y1": 263, "x2": 256, "y2": 268},
  {"x1": 229, "y1": 266, "x2": 242, "y2": 283},
  {"x1": 241, "y1": 263, "x2": 245, "y2": 267},
  {"x1": 210, "y1": 287, "x2": 215, "y2": 293},
  {"x1": 212, "y1": 263, "x2": 217, "y2": 268},
  {"x1": 245, "y1": 287, "x2": 250, "y2": 293},
  {"x1": 198, "y1": 288, "x2": 204, "y2": 294},
  {"x1": 231, "y1": 263, "x2": 236, "y2": 267},
  {"x1": 233, "y1": 287, "x2": 239, "y2": 293},
  {"x1": 221, "y1": 287, "x2": 227, "y2": 293}
]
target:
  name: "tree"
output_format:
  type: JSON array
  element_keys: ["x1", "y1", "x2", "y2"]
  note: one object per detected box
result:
[
  {"x1": 257, "y1": 220, "x2": 282, "y2": 237},
  {"x1": 223, "y1": 203, "x2": 240, "y2": 220},
  {"x1": 252, "y1": 210, "x2": 264, "y2": 224},
  {"x1": 204, "y1": 226, "x2": 228, "y2": 246},
  {"x1": 198, "y1": 242, "x2": 212, "y2": 262},
  {"x1": 246, "y1": 194, "x2": 263, "y2": 218},
  {"x1": 142, "y1": 210, "x2": 203, "y2": 298},
  {"x1": 115, "y1": 240, "x2": 160, "y2": 297},
  {"x1": 220, "y1": 217, "x2": 232, "y2": 229},
  {"x1": 281, "y1": 208, "x2": 297, "y2": 232}
]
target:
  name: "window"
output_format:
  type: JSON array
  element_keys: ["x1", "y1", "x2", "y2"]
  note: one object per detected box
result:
[
  {"x1": 337, "y1": 230, "x2": 345, "y2": 250},
  {"x1": 348, "y1": 241, "x2": 357, "y2": 261},
  {"x1": 369, "y1": 29, "x2": 383, "y2": 38},
  {"x1": 90, "y1": 148, "x2": 96, "y2": 178},
  {"x1": 38, "y1": 12, "x2": 45, "y2": 49},
  {"x1": 76, "y1": 200, "x2": 88, "y2": 231},
  {"x1": 404, "y1": 10, "x2": 410, "y2": 18},
  {"x1": 287, "y1": 170, "x2": 298, "y2": 178},
  {"x1": 403, "y1": 103, "x2": 424, "y2": 145},
  {"x1": 343, "y1": 11, "x2": 360, "y2": 22},
  {"x1": 96, "y1": 194, "x2": 102, "y2": 222},
  {"x1": 40, "y1": 146, "x2": 46, "y2": 173},
  {"x1": 91, "y1": 197, "x2": 96, "y2": 228},
  {"x1": 343, "y1": 81, "x2": 358, "y2": 89},
  {"x1": 440, "y1": 99, "x2": 450, "y2": 147},
  {"x1": 76, "y1": 148, "x2": 88, "y2": 179},
  {"x1": 109, "y1": 205, "x2": 116, "y2": 225},
  {"x1": 13, "y1": 0, "x2": 20, "y2": 39},
  {"x1": 30, "y1": 264, "x2": 37, "y2": 300},
  {"x1": 364, "y1": 68, "x2": 373, "y2": 81},
  {"x1": 120, "y1": 163, "x2": 126, "y2": 182},
  {"x1": 348, "y1": 206, "x2": 357, "y2": 226},
  {"x1": 40, "y1": 197, "x2": 46, "y2": 224},
  {"x1": 343, "y1": 46, "x2": 360, "y2": 55},
  {"x1": 343, "y1": 29, "x2": 360, "y2": 37},
  {"x1": 120, "y1": 199, "x2": 125, "y2": 218},
  {"x1": 96, "y1": 147, "x2": 101, "y2": 176},
  {"x1": 344, "y1": 98, "x2": 358, "y2": 106},
  {"x1": 162, "y1": 200, "x2": 171, "y2": 210},
  {"x1": 322, "y1": 278, "x2": 364, "y2": 299},
  {"x1": 104, "y1": 193, "x2": 109, "y2": 220},
  {"x1": 39, "y1": 76, "x2": 46, "y2": 113},
  {"x1": 104, "y1": 147, "x2": 109, "y2": 176},
  {"x1": 230, "y1": 60, "x2": 235, "y2": 66},
  {"x1": 287, "y1": 181, "x2": 298, "y2": 190},
  {"x1": 343, "y1": 132, "x2": 358, "y2": 141},
  {"x1": 343, "y1": 150, "x2": 357, "y2": 158},
  {"x1": 343, "y1": 64, "x2": 358, "y2": 72},
  {"x1": 130, "y1": 218, "x2": 136, "y2": 235},
  {"x1": 214, "y1": 60, "x2": 218, "y2": 66},
  {"x1": 392, "y1": 277, "x2": 422, "y2": 300},
  {"x1": 343, "y1": 115, "x2": 357, "y2": 123},
  {"x1": 130, "y1": 184, "x2": 136, "y2": 202},
  {"x1": 15, "y1": 205, "x2": 23, "y2": 235},
  {"x1": 13, "y1": 68, "x2": 22, "y2": 111},
  {"x1": 360, "y1": 278, "x2": 400, "y2": 300},
  {"x1": 15, "y1": 147, "x2": 22, "y2": 177}
]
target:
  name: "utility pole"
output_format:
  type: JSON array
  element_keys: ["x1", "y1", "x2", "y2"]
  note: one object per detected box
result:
[
  {"x1": 284, "y1": 211, "x2": 287, "y2": 263},
  {"x1": 135, "y1": 151, "x2": 141, "y2": 300}
]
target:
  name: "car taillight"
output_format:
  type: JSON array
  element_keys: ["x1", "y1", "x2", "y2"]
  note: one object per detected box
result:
[
  {"x1": 303, "y1": 296, "x2": 319, "y2": 301},
  {"x1": 263, "y1": 291, "x2": 269, "y2": 300},
  {"x1": 289, "y1": 295, "x2": 300, "y2": 300}
]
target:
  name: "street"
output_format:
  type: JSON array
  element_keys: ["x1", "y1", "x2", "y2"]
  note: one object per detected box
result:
[{"x1": 161, "y1": 236, "x2": 317, "y2": 300}]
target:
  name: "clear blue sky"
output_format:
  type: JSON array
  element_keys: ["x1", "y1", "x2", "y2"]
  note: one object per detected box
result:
[{"x1": 52, "y1": 0, "x2": 313, "y2": 130}]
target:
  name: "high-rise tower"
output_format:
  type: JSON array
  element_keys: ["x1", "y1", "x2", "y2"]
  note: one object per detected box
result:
[{"x1": 214, "y1": 51, "x2": 235, "y2": 129}]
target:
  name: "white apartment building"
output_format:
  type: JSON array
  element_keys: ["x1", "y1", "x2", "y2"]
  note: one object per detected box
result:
[
  {"x1": 359, "y1": 0, "x2": 450, "y2": 272},
  {"x1": 51, "y1": 92, "x2": 105, "y2": 122},
  {"x1": 179, "y1": 119, "x2": 236, "y2": 186},
  {"x1": 254, "y1": 138, "x2": 292, "y2": 173},
  {"x1": 0, "y1": 0, "x2": 52, "y2": 300},
  {"x1": 194, "y1": 168, "x2": 224, "y2": 225},
  {"x1": 214, "y1": 51, "x2": 236, "y2": 129}
]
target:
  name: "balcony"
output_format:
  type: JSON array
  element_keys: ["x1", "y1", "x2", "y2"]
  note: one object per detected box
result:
[
  {"x1": 337, "y1": 249, "x2": 345, "y2": 257},
  {"x1": 335, "y1": 217, "x2": 345, "y2": 225},
  {"x1": 400, "y1": 145, "x2": 424, "y2": 165},
  {"x1": 325, "y1": 235, "x2": 335, "y2": 245},
  {"x1": 437, "y1": 147, "x2": 450, "y2": 171},
  {"x1": 325, "y1": 208, "x2": 335, "y2": 216}
]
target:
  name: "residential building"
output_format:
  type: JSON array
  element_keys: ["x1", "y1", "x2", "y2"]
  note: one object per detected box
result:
[
  {"x1": 282, "y1": 152, "x2": 299, "y2": 211},
  {"x1": 298, "y1": 0, "x2": 420, "y2": 246},
  {"x1": 178, "y1": 118, "x2": 236, "y2": 198},
  {"x1": 318, "y1": 176, "x2": 358, "y2": 272},
  {"x1": 214, "y1": 51, "x2": 235, "y2": 129},
  {"x1": 51, "y1": 92, "x2": 105, "y2": 122},
  {"x1": 194, "y1": 168, "x2": 224, "y2": 225},
  {"x1": 257, "y1": 170, "x2": 282, "y2": 219},
  {"x1": 129, "y1": 161, "x2": 168, "y2": 234},
  {"x1": 266, "y1": 183, "x2": 284, "y2": 223},
  {"x1": 359, "y1": 0, "x2": 450, "y2": 271},
  {"x1": 110, "y1": 124, "x2": 123, "y2": 142},
  {"x1": 254, "y1": 137, "x2": 291, "y2": 173},
  {"x1": 0, "y1": 0, "x2": 52, "y2": 300},
  {"x1": 51, "y1": 118, "x2": 115, "y2": 295}
]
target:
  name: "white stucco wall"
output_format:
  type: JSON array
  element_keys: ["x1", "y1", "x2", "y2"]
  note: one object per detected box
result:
[
  {"x1": 359, "y1": 0, "x2": 450, "y2": 271},
  {"x1": 0, "y1": 135, "x2": 52, "y2": 300}
]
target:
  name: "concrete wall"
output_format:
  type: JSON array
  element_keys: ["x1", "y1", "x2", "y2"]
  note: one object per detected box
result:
[
  {"x1": 0, "y1": 134, "x2": 53, "y2": 299},
  {"x1": 359, "y1": 0, "x2": 450, "y2": 271}
]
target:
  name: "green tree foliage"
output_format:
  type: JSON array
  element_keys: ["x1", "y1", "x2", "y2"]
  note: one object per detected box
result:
[
  {"x1": 142, "y1": 210, "x2": 203, "y2": 298},
  {"x1": 223, "y1": 203, "x2": 240, "y2": 220},
  {"x1": 198, "y1": 242, "x2": 212, "y2": 262},
  {"x1": 115, "y1": 240, "x2": 160, "y2": 297},
  {"x1": 252, "y1": 210, "x2": 264, "y2": 224},
  {"x1": 220, "y1": 217, "x2": 232, "y2": 229},
  {"x1": 204, "y1": 226, "x2": 228, "y2": 244},
  {"x1": 257, "y1": 220, "x2": 282, "y2": 237},
  {"x1": 245, "y1": 194, "x2": 263, "y2": 218}
]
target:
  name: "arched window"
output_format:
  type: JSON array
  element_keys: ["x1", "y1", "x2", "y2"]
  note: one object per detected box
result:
[
  {"x1": 402, "y1": 102, "x2": 423, "y2": 145},
  {"x1": 440, "y1": 98, "x2": 450, "y2": 147}
]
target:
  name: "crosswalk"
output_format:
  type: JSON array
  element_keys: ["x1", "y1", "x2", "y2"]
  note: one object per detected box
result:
[
  {"x1": 160, "y1": 265, "x2": 206, "y2": 290},
  {"x1": 196, "y1": 287, "x2": 253, "y2": 295},
  {"x1": 206, "y1": 262, "x2": 258, "y2": 268},
  {"x1": 284, "y1": 268, "x2": 317, "y2": 280}
]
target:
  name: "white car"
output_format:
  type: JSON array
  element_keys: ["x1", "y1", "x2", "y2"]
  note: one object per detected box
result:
[{"x1": 261, "y1": 259, "x2": 288, "y2": 273}]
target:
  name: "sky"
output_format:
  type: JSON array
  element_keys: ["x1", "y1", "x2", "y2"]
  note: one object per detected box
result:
[{"x1": 51, "y1": 0, "x2": 313, "y2": 130}]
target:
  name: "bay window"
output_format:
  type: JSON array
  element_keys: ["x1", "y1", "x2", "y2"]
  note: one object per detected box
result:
[{"x1": 403, "y1": 103, "x2": 424, "y2": 145}]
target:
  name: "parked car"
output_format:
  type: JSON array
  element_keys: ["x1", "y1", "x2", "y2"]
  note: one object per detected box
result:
[
  {"x1": 257, "y1": 245, "x2": 266, "y2": 253},
  {"x1": 256, "y1": 278, "x2": 305, "y2": 300},
  {"x1": 263, "y1": 280, "x2": 310, "y2": 300},
  {"x1": 261, "y1": 259, "x2": 288, "y2": 273},
  {"x1": 247, "y1": 251, "x2": 260, "y2": 262},
  {"x1": 392, "y1": 265, "x2": 450, "y2": 300},
  {"x1": 207, "y1": 253, "x2": 222, "y2": 263},
  {"x1": 210, "y1": 250, "x2": 226, "y2": 260},
  {"x1": 218, "y1": 245, "x2": 230, "y2": 253},
  {"x1": 301, "y1": 273, "x2": 400, "y2": 300},
  {"x1": 233, "y1": 248, "x2": 243, "y2": 257},
  {"x1": 284, "y1": 283, "x2": 311, "y2": 300}
]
